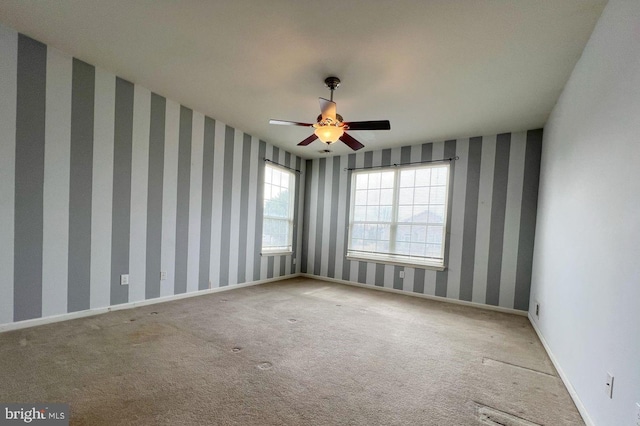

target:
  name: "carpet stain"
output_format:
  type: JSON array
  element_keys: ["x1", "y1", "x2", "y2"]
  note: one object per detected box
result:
[
  {"x1": 18, "y1": 338, "x2": 27, "y2": 347},
  {"x1": 475, "y1": 403, "x2": 541, "y2": 426},
  {"x1": 128, "y1": 323, "x2": 175, "y2": 344},
  {"x1": 287, "y1": 319, "x2": 298, "y2": 323},
  {"x1": 257, "y1": 362, "x2": 272, "y2": 370},
  {"x1": 232, "y1": 347, "x2": 242, "y2": 353}
]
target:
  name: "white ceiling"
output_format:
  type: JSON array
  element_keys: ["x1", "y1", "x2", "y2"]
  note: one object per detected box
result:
[{"x1": 0, "y1": 1, "x2": 606, "y2": 159}]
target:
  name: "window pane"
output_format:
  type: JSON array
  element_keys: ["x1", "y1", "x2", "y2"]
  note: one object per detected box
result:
[
  {"x1": 351, "y1": 224, "x2": 364, "y2": 239},
  {"x1": 427, "y1": 226, "x2": 443, "y2": 244},
  {"x1": 433, "y1": 167, "x2": 447, "y2": 185},
  {"x1": 415, "y1": 168, "x2": 431, "y2": 186},
  {"x1": 265, "y1": 167, "x2": 272, "y2": 184},
  {"x1": 363, "y1": 239, "x2": 377, "y2": 252},
  {"x1": 397, "y1": 224, "x2": 411, "y2": 242},
  {"x1": 264, "y1": 198, "x2": 273, "y2": 216},
  {"x1": 395, "y1": 241, "x2": 410, "y2": 255},
  {"x1": 354, "y1": 206, "x2": 366, "y2": 221},
  {"x1": 426, "y1": 244, "x2": 441, "y2": 258},
  {"x1": 379, "y1": 206, "x2": 392, "y2": 222},
  {"x1": 364, "y1": 224, "x2": 377, "y2": 240},
  {"x1": 414, "y1": 187, "x2": 430, "y2": 204},
  {"x1": 428, "y1": 206, "x2": 445, "y2": 224},
  {"x1": 413, "y1": 205, "x2": 429, "y2": 221},
  {"x1": 368, "y1": 173, "x2": 381, "y2": 189},
  {"x1": 410, "y1": 243, "x2": 426, "y2": 256},
  {"x1": 355, "y1": 190, "x2": 367, "y2": 205},
  {"x1": 398, "y1": 206, "x2": 413, "y2": 222},
  {"x1": 399, "y1": 188, "x2": 413, "y2": 205},
  {"x1": 376, "y1": 241, "x2": 389, "y2": 252},
  {"x1": 365, "y1": 206, "x2": 379, "y2": 221},
  {"x1": 378, "y1": 224, "x2": 390, "y2": 241},
  {"x1": 380, "y1": 172, "x2": 394, "y2": 188},
  {"x1": 400, "y1": 169, "x2": 415, "y2": 187},
  {"x1": 380, "y1": 188, "x2": 393, "y2": 205},
  {"x1": 367, "y1": 189, "x2": 380, "y2": 205},
  {"x1": 356, "y1": 173, "x2": 368, "y2": 190},
  {"x1": 430, "y1": 186, "x2": 446, "y2": 204},
  {"x1": 411, "y1": 225, "x2": 426, "y2": 243}
]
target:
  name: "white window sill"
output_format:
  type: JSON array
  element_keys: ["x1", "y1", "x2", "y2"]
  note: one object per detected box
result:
[
  {"x1": 261, "y1": 251, "x2": 293, "y2": 257},
  {"x1": 345, "y1": 254, "x2": 446, "y2": 271}
]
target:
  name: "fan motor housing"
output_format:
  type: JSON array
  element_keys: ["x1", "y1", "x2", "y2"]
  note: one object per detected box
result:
[{"x1": 316, "y1": 114, "x2": 344, "y2": 124}]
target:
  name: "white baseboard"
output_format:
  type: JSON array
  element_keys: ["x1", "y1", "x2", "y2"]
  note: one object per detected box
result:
[
  {"x1": 528, "y1": 313, "x2": 594, "y2": 426},
  {"x1": 301, "y1": 273, "x2": 528, "y2": 317},
  {"x1": 0, "y1": 271, "x2": 528, "y2": 330},
  {"x1": 0, "y1": 274, "x2": 301, "y2": 333}
]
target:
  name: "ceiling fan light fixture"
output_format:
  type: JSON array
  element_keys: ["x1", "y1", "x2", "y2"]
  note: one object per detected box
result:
[
  {"x1": 269, "y1": 76, "x2": 389, "y2": 151},
  {"x1": 314, "y1": 125, "x2": 344, "y2": 144}
]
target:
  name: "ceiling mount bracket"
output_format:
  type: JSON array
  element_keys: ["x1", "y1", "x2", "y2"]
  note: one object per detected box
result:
[
  {"x1": 324, "y1": 76, "x2": 341, "y2": 91},
  {"x1": 324, "y1": 76, "x2": 340, "y2": 101}
]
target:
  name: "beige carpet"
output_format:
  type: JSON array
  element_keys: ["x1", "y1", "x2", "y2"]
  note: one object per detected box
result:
[{"x1": 0, "y1": 277, "x2": 583, "y2": 425}]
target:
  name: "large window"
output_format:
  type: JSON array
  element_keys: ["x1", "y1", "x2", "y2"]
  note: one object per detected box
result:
[
  {"x1": 347, "y1": 163, "x2": 450, "y2": 268},
  {"x1": 262, "y1": 163, "x2": 295, "y2": 254}
]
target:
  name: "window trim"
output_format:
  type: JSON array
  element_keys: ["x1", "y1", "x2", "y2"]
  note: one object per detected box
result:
[
  {"x1": 346, "y1": 162, "x2": 450, "y2": 269},
  {"x1": 261, "y1": 163, "x2": 296, "y2": 255}
]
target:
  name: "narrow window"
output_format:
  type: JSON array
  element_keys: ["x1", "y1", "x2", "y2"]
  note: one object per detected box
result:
[{"x1": 262, "y1": 163, "x2": 295, "y2": 254}]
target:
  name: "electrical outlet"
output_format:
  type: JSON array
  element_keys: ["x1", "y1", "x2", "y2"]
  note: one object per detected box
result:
[
  {"x1": 399, "y1": 271, "x2": 405, "y2": 279},
  {"x1": 160, "y1": 271, "x2": 167, "y2": 281},
  {"x1": 120, "y1": 274, "x2": 129, "y2": 286},
  {"x1": 635, "y1": 402, "x2": 640, "y2": 426},
  {"x1": 605, "y1": 372, "x2": 614, "y2": 399},
  {"x1": 535, "y1": 301, "x2": 540, "y2": 319}
]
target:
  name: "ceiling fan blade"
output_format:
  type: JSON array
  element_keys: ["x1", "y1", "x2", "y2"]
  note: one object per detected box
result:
[
  {"x1": 319, "y1": 98, "x2": 337, "y2": 121},
  {"x1": 269, "y1": 119, "x2": 314, "y2": 127},
  {"x1": 340, "y1": 132, "x2": 365, "y2": 151},
  {"x1": 298, "y1": 134, "x2": 318, "y2": 146},
  {"x1": 344, "y1": 120, "x2": 391, "y2": 131}
]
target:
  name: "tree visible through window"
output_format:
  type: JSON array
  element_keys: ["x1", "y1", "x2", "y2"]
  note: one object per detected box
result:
[
  {"x1": 262, "y1": 163, "x2": 295, "y2": 253},
  {"x1": 347, "y1": 163, "x2": 450, "y2": 268}
]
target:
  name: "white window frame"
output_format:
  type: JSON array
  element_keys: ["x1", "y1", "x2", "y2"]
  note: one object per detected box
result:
[
  {"x1": 261, "y1": 163, "x2": 296, "y2": 255},
  {"x1": 346, "y1": 162, "x2": 450, "y2": 270}
]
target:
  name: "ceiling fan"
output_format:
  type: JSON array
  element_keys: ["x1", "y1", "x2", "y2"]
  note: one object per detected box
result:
[{"x1": 269, "y1": 77, "x2": 391, "y2": 151}]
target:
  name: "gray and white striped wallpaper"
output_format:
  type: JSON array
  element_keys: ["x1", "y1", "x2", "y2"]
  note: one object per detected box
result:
[
  {"x1": 0, "y1": 27, "x2": 305, "y2": 325},
  {"x1": 0, "y1": 22, "x2": 543, "y2": 327},
  {"x1": 301, "y1": 130, "x2": 542, "y2": 311}
]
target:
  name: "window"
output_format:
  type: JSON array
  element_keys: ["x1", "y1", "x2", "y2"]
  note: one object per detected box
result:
[
  {"x1": 347, "y1": 163, "x2": 450, "y2": 268},
  {"x1": 262, "y1": 163, "x2": 295, "y2": 254}
]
